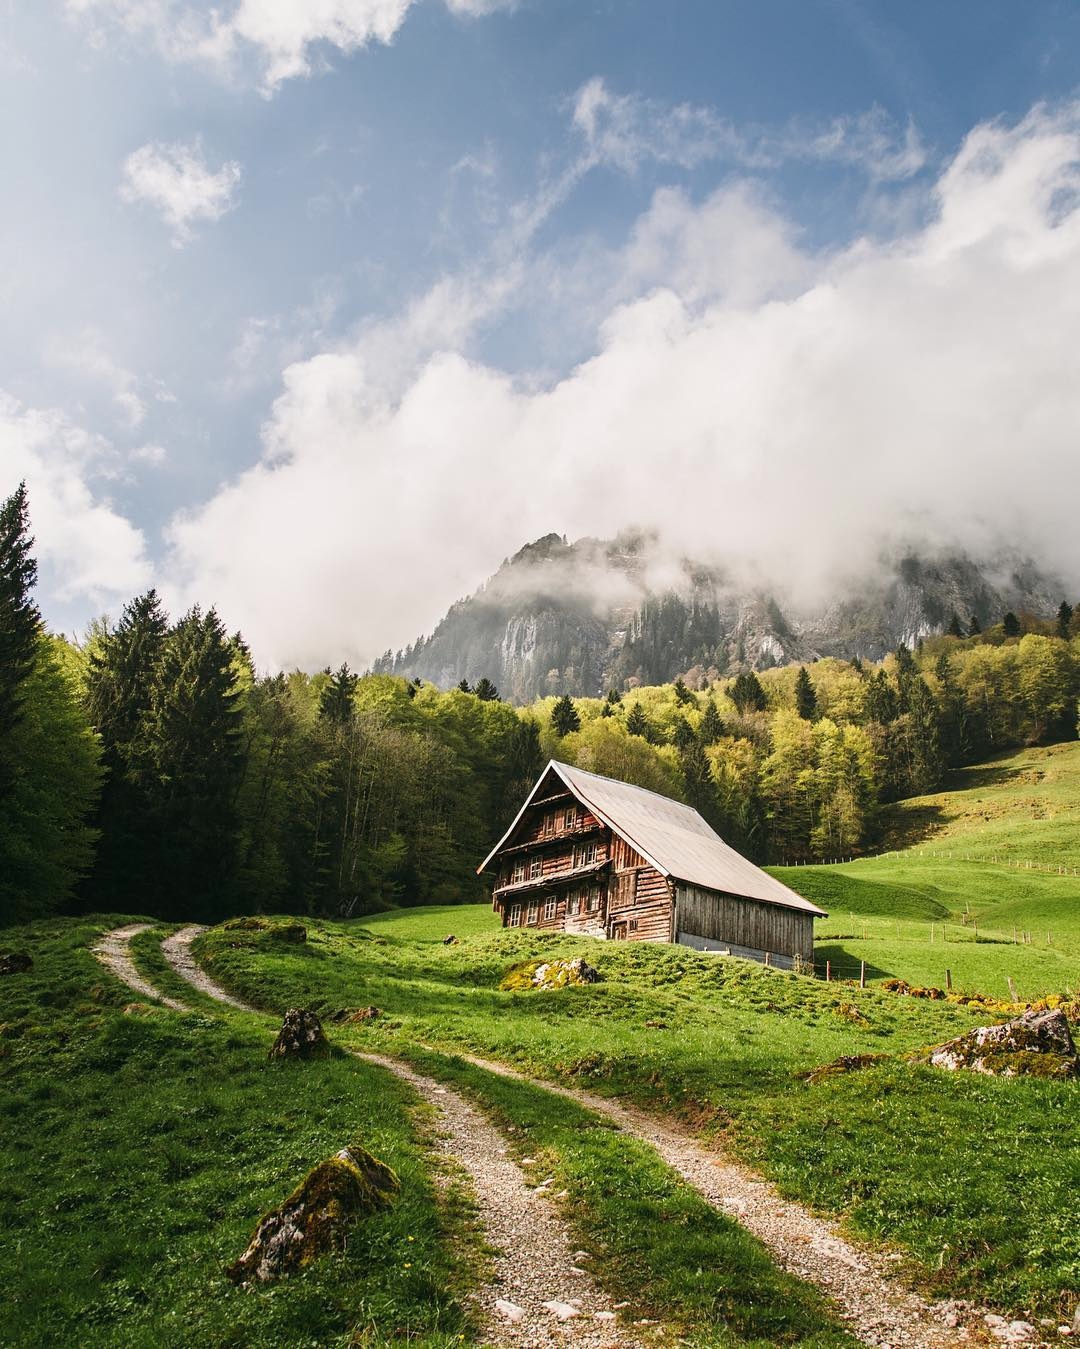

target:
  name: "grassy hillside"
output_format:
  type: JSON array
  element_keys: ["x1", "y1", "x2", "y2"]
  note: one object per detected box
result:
[
  {"x1": 192, "y1": 917, "x2": 1080, "y2": 1318},
  {"x1": 768, "y1": 742, "x2": 1080, "y2": 1000},
  {"x1": 0, "y1": 919, "x2": 477, "y2": 1348}
]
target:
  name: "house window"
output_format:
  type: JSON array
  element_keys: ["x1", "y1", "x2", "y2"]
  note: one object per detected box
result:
[
  {"x1": 629, "y1": 919, "x2": 638, "y2": 932},
  {"x1": 529, "y1": 857, "x2": 542, "y2": 880},
  {"x1": 511, "y1": 861, "x2": 526, "y2": 884},
  {"x1": 509, "y1": 903, "x2": 522, "y2": 927},
  {"x1": 527, "y1": 901, "x2": 539, "y2": 924},
  {"x1": 543, "y1": 811, "x2": 557, "y2": 837},
  {"x1": 564, "y1": 807, "x2": 576, "y2": 830},
  {"x1": 587, "y1": 887, "x2": 600, "y2": 912},
  {"x1": 544, "y1": 896, "x2": 557, "y2": 921},
  {"x1": 576, "y1": 842, "x2": 598, "y2": 867}
]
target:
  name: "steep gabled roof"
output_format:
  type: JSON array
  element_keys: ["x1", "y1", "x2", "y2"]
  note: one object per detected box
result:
[{"x1": 480, "y1": 760, "x2": 826, "y2": 917}]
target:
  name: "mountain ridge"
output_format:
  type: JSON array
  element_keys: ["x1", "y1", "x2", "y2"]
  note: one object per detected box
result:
[{"x1": 372, "y1": 531, "x2": 1066, "y2": 702}]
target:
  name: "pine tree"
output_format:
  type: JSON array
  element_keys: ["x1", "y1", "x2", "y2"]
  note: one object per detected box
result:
[
  {"x1": 0, "y1": 483, "x2": 41, "y2": 797},
  {"x1": 551, "y1": 694, "x2": 580, "y2": 737},
  {"x1": 473, "y1": 677, "x2": 500, "y2": 702},
  {"x1": 456, "y1": 678, "x2": 471, "y2": 693},
  {"x1": 699, "y1": 700, "x2": 724, "y2": 744},
  {"x1": 1057, "y1": 601, "x2": 1073, "y2": 640},
  {"x1": 320, "y1": 664, "x2": 358, "y2": 723},
  {"x1": 1003, "y1": 612, "x2": 1021, "y2": 638},
  {"x1": 795, "y1": 666, "x2": 817, "y2": 720},
  {"x1": 673, "y1": 716, "x2": 696, "y2": 750},
  {"x1": 605, "y1": 687, "x2": 622, "y2": 705},
  {"x1": 673, "y1": 676, "x2": 694, "y2": 706},
  {"x1": 625, "y1": 703, "x2": 650, "y2": 738},
  {"x1": 968, "y1": 614, "x2": 982, "y2": 637},
  {"x1": 680, "y1": 737, "x2": 718, "y2": 828},
  {"x1": 947, "y1": 612, "x2": 964, "y2": 638},
  {"x1": 730, "y1": 670, "x2": 767, "y2": 714}
]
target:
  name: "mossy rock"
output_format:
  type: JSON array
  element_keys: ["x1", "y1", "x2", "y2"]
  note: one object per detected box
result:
[
  {"x1": 222, "y1": 917, "x2": 268, "y2": 932},
  {"x1": 499, "y1": 957, "x2": 603, "y2": 991},
  {"x1": 800, "y1": 1053, "x2": 891, "y2": 1086},
  {"x1": 833, "y1": 1001, "x2": 871, "y2": 1027},
  {"x1": 929, "y1": 1009, "x2": 1078, "y2": 1078},
  {"x1": 227, "y1": 1141, "x2": 399, "y2": 1284},
  {"x1": 269, "y1": 1009, "x2": 330, "y2": 1060},
  {"x1": 269, "y1": 923, "x2": 308, "y2": 943},
  {"x1": 0, "y1": 952, "x2": 33, "y2": 976}
]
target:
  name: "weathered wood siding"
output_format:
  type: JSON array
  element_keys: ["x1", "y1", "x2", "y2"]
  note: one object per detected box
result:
[
  {"x1": 675, "y1": 886, "x2": 814, "y2": 962},
  {"x1": 606, "y1": 836, "x2": 673, "y2": 943}
]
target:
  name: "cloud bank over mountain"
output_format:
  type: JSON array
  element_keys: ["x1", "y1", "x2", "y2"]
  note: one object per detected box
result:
[{"x1": 162, "y1": 101, "x2": 1080, "y2": 670}]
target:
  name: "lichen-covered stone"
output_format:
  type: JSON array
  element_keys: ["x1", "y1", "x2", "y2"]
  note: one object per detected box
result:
[
  {"x1": 0, "y1": 952, "x2": 32, "y2": 976},
  {"x1": 227, "y1": 1142, "x2": 399, "y2": 1284},
  {"x1": 222, "y1": 917, "x2": 268, "y2": 932},
  {"x1": 269, "y1": 922, "x2": 307, "y2": 943},
  {"x1": 929, "y1": 1009, "x2": 1078, "y2": 1078},
  {"x1": 268, "y1": 1008, "x2": 330, "y2": 1060},
  {"x1": 800, "y1": 1053, "x2": 890, "y2": 1086},
  {"x1": 500, "y1": 957, "x2": 603, "y2": 991}
]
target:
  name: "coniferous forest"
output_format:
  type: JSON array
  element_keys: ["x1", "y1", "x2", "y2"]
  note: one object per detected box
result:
[{"x1": 3, "y1": 482, "x2": 1080, "y2": 925}]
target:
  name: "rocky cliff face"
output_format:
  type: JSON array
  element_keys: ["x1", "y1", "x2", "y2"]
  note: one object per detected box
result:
[{"x1": 371, "y1": 532, "x2": 1064, "y2": 702}]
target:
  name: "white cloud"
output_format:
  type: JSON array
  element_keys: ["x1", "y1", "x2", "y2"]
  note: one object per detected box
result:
[
  {"x1": 0, "y1": 393, "x2": 151, "y2": 606},
  {"x1": 44, "y1": 327, "x2": 166, "y2": 429},
  {"x1": 67, "y1": 0, "x2": 513, "y2": 94},
  {"x1": 164, "y1": 102, "x2": 1080, "y2": 671},
  {"x1": 572, "y1": 77, "x2": 927, "y2": 182},
  {"x1": 119, "y1": 139, "x2": 241, "y2": 245}
]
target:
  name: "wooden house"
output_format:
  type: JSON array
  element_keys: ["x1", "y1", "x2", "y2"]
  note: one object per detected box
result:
[{"x1": 479, "y1": 760, "x2": 826, "y2": 969}]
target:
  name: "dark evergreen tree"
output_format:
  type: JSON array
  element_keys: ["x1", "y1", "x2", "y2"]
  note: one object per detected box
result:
[
  {"x1": 680, "y1": 737, "x2": 718, "y2": 828},
  {"x1": 729, "y1": 670, "x2": 767, "y2": 713},
  {"x1": 934, "y1": 650, "x2": 968, "y2": 767},
  {"x1": 551, "y1": 694, "x2": 580, "y2": 737},
  {"x1": 473, "y1": 677, "x2": 500, "y2": 702},
  {"x1": 673, "y1": 716, "x2": 696, "y2": 750},
  {"x1": 320, "y1": 664, "x2": 359, "y2": 722},
  {"x1": 625, "y1": 703, "x2": 650, "y2": 738},
  {"x1": 456, "y1": 678, "x2": 471, "y2": 693},
  {"x1": 968, "y1": 614, "x2": 982, "y2": 637},
  {"x1": 699, "y1": 700, "x2": 724, "y2": 744},
  {"x1": 794, "y1": 666, "x2": 817, "y2": 720},
  {"x1": 673, "y1": 676, "x2": 694, "y2": 706},
  {"x1": 865, "y1": 669, "x2": 899, "y2": 723},
  {"x1": 1003, "y1": 611, "x2": 1021, "y2": 637},
  {"x1": 0, "y1": 483, "x2": 40, "y2": 798},
  {"x1": 82, "y1": 590, "x2": 169, "y2": 907},
  {"x1": 1057, "y1": 601, "x2": 1073, "y2": 640},
  {"x1": 604, "y1": 687, "x2": 622, "y2": 705},
  {"x1": 139, "y1": 606, "x2": 245, "y2": 920},
  {"x1": 947, "y1": 612, "x2": 964, "y2": 638}
]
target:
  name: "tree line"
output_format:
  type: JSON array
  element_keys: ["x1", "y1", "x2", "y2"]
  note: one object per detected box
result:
[{"x1": 2, "y1": 481, "x2": 1079, "y2": 924}]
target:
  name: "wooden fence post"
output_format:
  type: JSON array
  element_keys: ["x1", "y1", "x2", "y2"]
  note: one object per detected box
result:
[
  {"x1": 945, "y1": 968, "x2": 952, "y2": 991},
  {"x1": 859, "y1": 960, "x2": 866, "y2": 989},
  {"x1": 1007, "y1": 977, "x2": 1019, "y2": 1004},
  {"x1": 825, "y1": 960, "x2": 831, "y2": 982}
]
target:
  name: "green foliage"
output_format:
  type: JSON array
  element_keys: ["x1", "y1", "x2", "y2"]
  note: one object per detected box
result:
[
  {"x1": 550, "y1": 693, "x2": 580, "y2": 737},
  {"x1": 471, "y1": 677, "x2": 500, "y2": 702},
  {"x1": 0, "y1": 483, "x2": 41, "y2": 800},
  {"x1": 624, "y1": 702, "x2": 650, "y2": 738},
  {"x1": 794, "y1": 666, "x2": 817, "y2": 721},
  {"x1": 1003, "y1": 611, "x2": 1021, "y2": 638},
  {"x1": 730, "y1": 670, "x2": 768, "y2": 714}
]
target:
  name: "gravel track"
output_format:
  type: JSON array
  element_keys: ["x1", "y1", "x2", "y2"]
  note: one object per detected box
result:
[
  {"x1": 91, "y1": 922, "x2": 192, "y2": 1013},
  {"x1": 453, "y1": 1052, "x2": 975, "y2": 1349},
  {"x1": 98, "y1": 924, "x2": 984, "y2": 1348}
]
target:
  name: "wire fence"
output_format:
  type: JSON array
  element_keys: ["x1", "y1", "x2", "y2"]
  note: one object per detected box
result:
[{"x1": 781, "y1": 848, "x2": 1080, "y2": 875}]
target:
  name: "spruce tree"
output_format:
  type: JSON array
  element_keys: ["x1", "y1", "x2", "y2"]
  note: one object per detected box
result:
[
  {"x1": 947, "y1": 612, "x2": 964, "y2": 638},
  {"x1": 625, "y1": 703, "x2": 650, "y2": 738},
  {"x1": 320, "y1": 664, "x2": 358, "y2": 722},
  {"x1": 680, "y1": 737, "x2": 718, "y2": 828},
  {"x1": 605, "y1": 687, "x2": 622, "y2": 705},
  {"x1": 730, "y1": 670, "x2": 767, "y2": 714},
  {"x1": 551, "y1": 694, "x2": 580, "y2": 737},
  {"x1": 1002, "y1": 612, "x2": 1021, "y2": 638},
  {"x1": 0, "y1": 483, "x2": 41, "y2": 797},
  {"x1": 673, "y1": 715, "x2": 696, "y2": 750},
  {"x1": 473, "y1": 677, "x2": 500, "y2": 702},
  {"x1": 456, "y1": 678, "x2": 471, "y2": 694},
  {"x1": 968, "y1": 614, "x2": 982, "y2": 637},
  {"x1": 699, "y1": 700, "x2": 724, "y2": 744},
  {"x1": 1057, "y1": 601, "x2": 1073, "y2": 640},
  {"x1": 673, "y1": 676, "x2": 694, "y2": 706},
  {"x1": 794, "y1": 666, "x2": 817, "y2": 720}
]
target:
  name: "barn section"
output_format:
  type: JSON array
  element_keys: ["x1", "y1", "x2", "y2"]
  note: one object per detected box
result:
[{"x1": 479, "y1": 760, "x2": 826, "y2": 969}]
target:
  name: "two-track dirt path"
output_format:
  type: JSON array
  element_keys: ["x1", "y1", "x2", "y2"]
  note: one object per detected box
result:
[
  {"x1": 92, "y1": 925, "x2": 645, "y2": 1347},
  {"x1": 93, "y1": 923, "x2": 982, "y2": 1349}
]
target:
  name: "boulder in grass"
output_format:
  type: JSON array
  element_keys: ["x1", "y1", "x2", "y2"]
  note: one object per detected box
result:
[
  {"x1": 269, "y1": 922, "x2": 307, "y2": 944},
  {"x1": 227, "y1": 1142, "x2": 399, "y2": 1284},
  {"x1": 0, "y1": 953, "x2": 32, "y2": 976},
  {"x1": 500, "y1": 957, "x2": 603, "y2": 991},
  {"x1": 929, "y1": 1008, "x2": 1078, "y2": 1079},
  {"x1": 268, "y1": 1008, "x2": 330, "y2": 1060}
]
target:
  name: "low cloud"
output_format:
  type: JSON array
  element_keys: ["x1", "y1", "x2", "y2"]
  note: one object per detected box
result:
[
  {"x1": 0, "y1": 393, "x2": 151, "y2": 607},
  {"x1": 120, "y1": 139, "x2": 241, "y2": 245},
  {"x1": 164, "y1": 102, "x2": 1080, "y2": 672}
]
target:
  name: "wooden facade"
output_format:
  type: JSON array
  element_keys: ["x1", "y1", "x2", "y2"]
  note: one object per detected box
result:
[{"x1": 481, "y1": 762, "x2": 824, "y2": 967}]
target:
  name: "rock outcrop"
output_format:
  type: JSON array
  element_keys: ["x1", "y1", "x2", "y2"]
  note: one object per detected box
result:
[
  {"x1": 0, "y1": 952, "x2": 32, "y2": 976},
  {"x1": 500, "y1": 957, "x2": 603, "y2": 991},
  {"x1": 227, "y1": 1142, "x2": 399, "y2": 1284},
  {"x1": 929, "y1": 1008, "x2": 1078, "y2": 1078},
  {"x1": 268, "y1": 1008, "x2": 330, "y2": 1060}
]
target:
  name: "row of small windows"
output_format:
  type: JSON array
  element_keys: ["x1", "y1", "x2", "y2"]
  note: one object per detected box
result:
[
  {"x1": 541, "y1": 806, "x2": 578, "y2": 837},
  {"x1": 508, "y1": 842, "x2": 599, "y2": 886},
  {"x1": 506, "y1": 886, "x2": 603, "y2": 927}
]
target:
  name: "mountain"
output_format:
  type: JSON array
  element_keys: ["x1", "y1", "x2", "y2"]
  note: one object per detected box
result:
[{"x1": 371, "y1": 531, "x2": 1065, "y2": 703}]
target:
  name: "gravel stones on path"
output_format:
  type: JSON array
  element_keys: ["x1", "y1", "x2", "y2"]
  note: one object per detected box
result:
[
  {"x1": 160, "y1": 925, "x2": 252, "y2": 1010},
  {"x1": 357, "y1": 1052, "x2": 646, "y2": 1347},
  {"x1": 92, "y1": 923, "x2": 192, "y2": 1013},
  {"x1": 457, "y1": 1052, "x2": 976, "y2": 1349}
]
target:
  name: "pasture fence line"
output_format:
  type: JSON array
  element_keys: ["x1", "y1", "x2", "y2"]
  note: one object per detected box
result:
[{"x1": 780, "y1": 848, "x2": 1080, "y2": 876}]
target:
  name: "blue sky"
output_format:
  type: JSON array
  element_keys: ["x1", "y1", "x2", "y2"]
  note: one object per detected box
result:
[{"x1": 4, "y1": 1, "x2": 1080, "y2": 667}]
